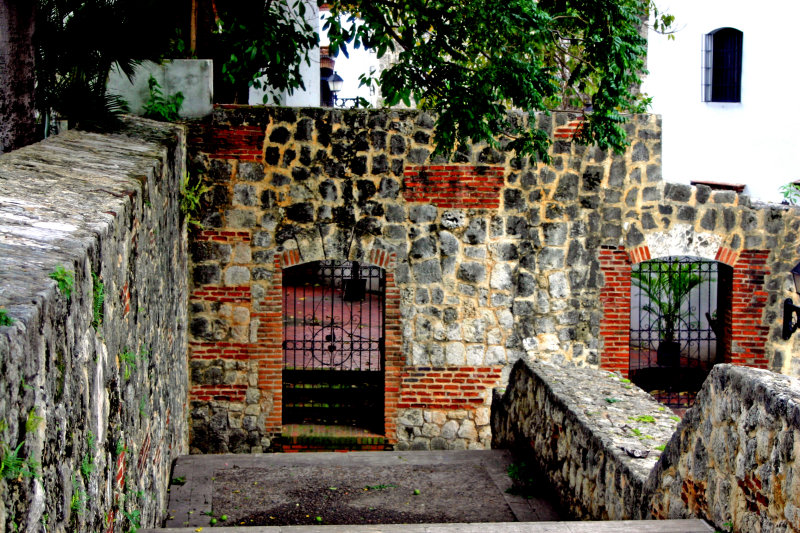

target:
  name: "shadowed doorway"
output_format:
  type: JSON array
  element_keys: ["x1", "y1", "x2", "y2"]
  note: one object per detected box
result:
[{"x1": 282, "y1": 260, "x2": 385, "y2": 433}]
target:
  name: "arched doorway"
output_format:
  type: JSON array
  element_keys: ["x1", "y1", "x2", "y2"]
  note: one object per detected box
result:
[
  {"x1": 282, "y1": 260, "x2": 385, "y2": 432},
  {"x1": 629, "y1": 256, "x2": 732, "y2": 407}
]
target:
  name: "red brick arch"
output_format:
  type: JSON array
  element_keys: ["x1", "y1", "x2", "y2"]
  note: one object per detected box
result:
[
  {"x1": 255, "y1": 248, "x2": 402, "y2": 443},
  {"x1": 598, "y1": 244, "x2": 770, "y2": 376}
]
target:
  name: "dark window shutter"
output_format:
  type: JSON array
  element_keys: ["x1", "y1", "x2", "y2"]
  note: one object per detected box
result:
[{"x1": 708, "y1": 28, "x2": 743, "y2": 103}]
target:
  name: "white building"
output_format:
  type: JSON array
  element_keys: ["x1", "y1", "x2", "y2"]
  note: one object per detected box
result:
[
  {"x1": 248, "y1": 2, "x2": 379, "y2": 108},
  {"x1": 642, "y1": 0, "x2": 800, "y2": 203}
]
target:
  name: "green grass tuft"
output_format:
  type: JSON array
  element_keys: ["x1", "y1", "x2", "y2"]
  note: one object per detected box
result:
[
  {"x1": 49, "y1": 265, "x2": 75, "y2": 298},
  {"x1": 0, "y1": 309, "x2": 13, "y2": 326}
]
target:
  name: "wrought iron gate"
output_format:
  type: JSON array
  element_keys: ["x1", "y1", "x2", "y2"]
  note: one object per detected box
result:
[
  {"x1": 282, "y1": 260, "x2": 385, "y2": 431},
  {"x1": 629, "y1": 257, "x2": 724, "y2": 407}
]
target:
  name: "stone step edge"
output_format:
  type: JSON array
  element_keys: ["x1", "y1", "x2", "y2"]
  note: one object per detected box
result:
[{"x1": 141, "y1": 518, "x2": 715, "y2": 533}]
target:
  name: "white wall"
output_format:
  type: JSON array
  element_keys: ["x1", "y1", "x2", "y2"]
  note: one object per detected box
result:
[
  {"x1": 249, "y1": 0, "x2": 321, "y2": 106},
  {"x1": 107, "y1": 60, "x2": 214, "y2": 119},
  {"x1": 642, "y1": 0, "x2": 800, "y2": 203}
]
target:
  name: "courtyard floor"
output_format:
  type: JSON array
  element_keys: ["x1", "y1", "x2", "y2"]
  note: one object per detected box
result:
[{"x1": 158, "y1": 450, "x2": 560, "y2": 529}]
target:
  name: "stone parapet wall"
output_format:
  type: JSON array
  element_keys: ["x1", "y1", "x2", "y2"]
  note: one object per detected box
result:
[
  {"x1": 494, "y1": 359, "x2": 800, "y2": 531},
  {"x1": 647, "y1": 364, "x2": 800, "y2": 532},
  {"x1": 492, "y1": 358, "x2": 681, "y2": 519},
  {"x1": 0, "y1": 119, "x2": 188, "y2": 532}
]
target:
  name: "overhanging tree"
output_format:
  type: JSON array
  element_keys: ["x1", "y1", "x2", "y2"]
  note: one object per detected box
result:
[
  {"x1": 0, "y1": 0, "x2": 670, "y2": 158},
  {"x1": 324, "y1": 0, "x2": 664, "y2": 161}
]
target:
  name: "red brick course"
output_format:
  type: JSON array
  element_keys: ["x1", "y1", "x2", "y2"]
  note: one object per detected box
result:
[
  {"x1": 403, "y1": 165, "x2": 504, "y2": 209},
  {"x1": 194, "y1": 230, "x2": 252, "y2": 243},
  {"x1": 189, "y1": 124, "x2": 265, "y2": 161},
  {"x1": 553, "y1": 118, "x2": 586, "y2": 140},
  {"x1": 398, "y1": 366, "x2": 503, "y2": 409}
]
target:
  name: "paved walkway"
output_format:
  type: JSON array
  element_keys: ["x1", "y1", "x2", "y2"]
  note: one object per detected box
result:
[{"x1": 141, "y1": 450, "x2": 713, "y2": 533}]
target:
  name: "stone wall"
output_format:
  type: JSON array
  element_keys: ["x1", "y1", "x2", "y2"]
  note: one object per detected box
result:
[
  {"x1": 493, "y1": 359, "x2": 800, "y2": 532},
  {"x1": 186, "y1": 105, "x2": 800, "y2": 452},
  {"x1": 492, "y1": 358, "x2": 682, "y2": 520},
  {"x1": 647, "y1": 364, "x2": 800, "y2": 532},
  {"x1": 0, "y1": 119, "x2": 188, "y2": 532}
]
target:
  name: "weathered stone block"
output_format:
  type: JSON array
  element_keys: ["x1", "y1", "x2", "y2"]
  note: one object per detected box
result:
[
  {"x1": 412, "y1": 259, "x2": 443, "y2": 284},
  {"x1": 409, "y1": 204, "x2": 438, "y2": 223},
  {"x1": 457, "y1": 262, "x2": 487, "y2": 283},
  {"x1": 490, "y1": 264, "x2": 513, "y2": 291},
  {"x1": 543, "y1": 223, "x2": 568, "y2": 245},
  {"x1": 239, "y1": 162, "x2": 265, "y2": 181},
  {"x1": 631, "y1": 142, "x2": 649, "y2": 162},
  {"x1": 224, "y1": 266, "x2": 250, "y2": 285}
]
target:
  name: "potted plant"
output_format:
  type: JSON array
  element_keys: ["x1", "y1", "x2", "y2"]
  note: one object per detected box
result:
[{"x1": 632, "y1": 260, "x2": 708, "y2": 367}]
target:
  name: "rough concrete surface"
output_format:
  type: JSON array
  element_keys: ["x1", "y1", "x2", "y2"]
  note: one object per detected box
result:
[{"x1": 162, "y1": 450, "x2": 560, "y2": 529}]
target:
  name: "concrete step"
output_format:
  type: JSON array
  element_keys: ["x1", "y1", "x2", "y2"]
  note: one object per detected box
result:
[{"x1": 142, "y1": 519, "x2": 714, "y2": 532}]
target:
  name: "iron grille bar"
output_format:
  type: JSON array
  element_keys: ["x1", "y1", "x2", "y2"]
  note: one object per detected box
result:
[
  {"x1": 629, "y1": 256, "x2": 720, "y2": 408},
  {"x1": 282, "y1": 260, "x2": 386, "y2": 431}
]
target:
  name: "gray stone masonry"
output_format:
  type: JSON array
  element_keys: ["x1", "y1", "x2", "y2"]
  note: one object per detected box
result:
[
  {"x1": 0, "y1": 118, "x2": 188, "y2": 533},
  {"x1": 494, "y1": 359, "x2": 800, "y2": 532},
  {"x1": 492, "y1": 358, "x2": 681, "y2": 520},
  {"x1": 647, "y1": 364, "x2": 800, "y2": 532},
  {"x1": 187, "y1": 106, "x2": 800, "y2": 453}
]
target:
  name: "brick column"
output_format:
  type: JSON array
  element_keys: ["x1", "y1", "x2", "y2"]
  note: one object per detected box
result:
[
  {"x1": 598, "y1": 246, "x2": 634, "y2": 376},
  {"x1": 729, "y1": 250, "x2": 771, "y2": 368},
  {"x1": 252, "y1": 253, "x2": 289, "y2": 438},
  {"x1": 367, "y1": 248, "x2": 402, "y2": 444}
]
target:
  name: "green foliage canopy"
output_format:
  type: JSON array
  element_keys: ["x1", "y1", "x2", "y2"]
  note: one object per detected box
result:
[
  {"x1": 325, "y1": 0, "x2": 663, "y2": 160},
  {"x1": 26, "y1": 0, "x2": 670, "y2": 159},
  {"x1": 35, "y1": 0, "x2": 183, "y2": 129},
  {"x1": 212, "y1": 0, "x2": 319, "y2": 103}
]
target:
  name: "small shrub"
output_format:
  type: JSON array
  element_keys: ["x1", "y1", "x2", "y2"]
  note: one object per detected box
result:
[
  {"x1": 119, "y1": 349, "x2": 137, "y2": 380},
  {"x1": 780, "y1": 182, "x2": 800, "y2": 205},
  {"x1": 25, "y1": 408, "x2": 43, "y2": 433},
  {"x1": 0, "y1": 309, "x2": 13, "y2": 326},
  {"x1": 123, "y1": 508, "x2": 141, "y2": 533},
  {"x1": 139, "y1": 397, "x2": 148, "y2": 418},
  {"x1": 70, "y1": 475, "x2": 86, "y2": 514},
  {"x1": 142, "y1": 75, "x2": 184, "y2": 122},
  {"x1": 180, "y1": 172, "x2": 210, "y2": 229},
  {"x1": 91, "y1": 272, "x2": 104, "y2": 330},
  {"x1": 80, "y1": 431, "x2": 96, "y2": 478},
  {"x1": 506, "y1": 461, "x2": 546, "y2": 499},
  {"x1": 49, "y1": 265, "x2": 74, "y2": 298},
  {"x1": 0, "y1": 441, "x2": 39, "y2": 480}
]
